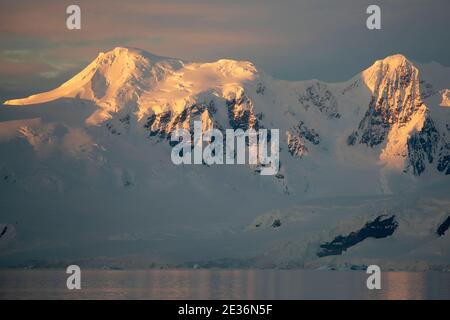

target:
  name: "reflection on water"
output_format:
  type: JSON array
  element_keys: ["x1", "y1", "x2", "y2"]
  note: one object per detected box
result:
[
  {"x1": 381, "y1": 272, "x2": 425, "y2": 300},
  {"x1": 0, "y1": 269, "x2": 449, "y2": 300}
]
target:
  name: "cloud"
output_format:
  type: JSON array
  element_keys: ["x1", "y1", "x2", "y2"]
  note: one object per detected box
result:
[
  {"x1": 0, "y1": 0, "x2": 449, "y2": 96},
  {"x1": 0, "y1": 58, "x2": 47, "y2": 74}
]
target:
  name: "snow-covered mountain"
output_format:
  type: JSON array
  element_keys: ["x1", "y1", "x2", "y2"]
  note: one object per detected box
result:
[{"x1": 1, "y1": 47, "x2": 449, "y2": 270}]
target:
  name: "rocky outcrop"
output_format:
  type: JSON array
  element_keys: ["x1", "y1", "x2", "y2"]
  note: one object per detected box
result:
[
  {"x1": 226, "y1": 93, "x2": 261, "y2": 131},
  {"x1": 437, "y1": 216, "x2": 450, "y2": 236},
  {"x1": 287, "y1": 121, "x2": 320, "y2": 158},
  {"x1": 348, "y1": 57, "x2": 423, "y2": 147},
  {"x1": 317, "y1": 215, "x2": 398, "y2": 257},
  {"x1": 348, "y1": 55, "x2": 448, "y2": 176},
  {"x1": 437, "y1": 147, "x2": 450, "y2": 175},
  {"x1": 298, "y1": 82, "x2": 340, "y2": 118},
  {"x1": 407, "y1": 116, "x2": 440, "y2": 175},
  {"x1": 405, "y1": 115, "x2": 450, "y2": 176},
  {"x1": 144, "y1": 101, "x2": 218, "y2": 140}
]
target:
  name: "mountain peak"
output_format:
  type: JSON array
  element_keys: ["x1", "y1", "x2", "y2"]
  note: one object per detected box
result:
[
  {"x1": 380, "y1": 53, "x2": 410, "y2": 67},
  {"x1": 96, "y1": 46, "x2": 177, "y2": 64},
  {"x1": 3, "y1": 47, "x2": 184, "y2": 110},
  {"x1": 361, "y1": 54, "x2": 416, "y2": 93}
]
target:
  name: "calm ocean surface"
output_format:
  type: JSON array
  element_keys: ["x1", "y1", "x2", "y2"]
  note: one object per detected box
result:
[{"x1": 0, "y1": 269, "x2": 449, "y2": 300}]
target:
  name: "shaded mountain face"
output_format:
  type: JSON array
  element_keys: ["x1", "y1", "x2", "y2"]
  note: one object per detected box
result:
[{"x1": 0, "y1": 47, "x2": 449, "y2": 268}]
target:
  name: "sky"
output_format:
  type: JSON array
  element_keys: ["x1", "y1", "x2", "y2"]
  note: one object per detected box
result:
[{"x1": 0, "y1": 0, "x2": 449, "y2": 100}]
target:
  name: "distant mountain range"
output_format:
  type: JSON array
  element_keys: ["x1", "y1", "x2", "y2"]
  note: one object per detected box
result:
[{"x1": 0, "y1": 47, "x2": 449, "y2": 270}]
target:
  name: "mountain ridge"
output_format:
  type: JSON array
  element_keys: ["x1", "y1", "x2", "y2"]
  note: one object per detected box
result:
[
  {"x1": 3, "y1": 47, "x2": 449, "y2": 180},
  {"x1": 1, "y1": 47, "x2": 450, "y2": 269}
]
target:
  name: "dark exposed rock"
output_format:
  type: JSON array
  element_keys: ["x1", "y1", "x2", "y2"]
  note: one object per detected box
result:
[
  {"x1": 287, "y1": 121, "x2": 320, "y2": 158},
  {"x1": 144, "y1": 113, "x2": 157, "y2": 129},
  {"x1": 406, "y1": 116, "x2": 449, "y2": 175},
  {"x1": 105, "y1": 122, "x2": 121, "y2": 135},
  {"x1": 144, "y1": 111, "x2": 172, "y2": 138},
  {"x1": 298, "y1": 121, "x2": 320, "y2": 145},
  {"x1": 144, "y1": 100, "x2": 218, "y2": 136},
  {"x1": 350, "y1": 264, "x2": 368, "y2": 271},
  {"x1": 256, "y1": 82, "x2": 266, "y2": 95},
  {"x1": 356, "y1": 97, "x2": 393, "y2": 147},
  {"x1": 272, "y1": 219, "x2": 281, "y2": 228},
  {"x1": 437, "y1": 144, "x2": 450, "y2": 175},
  {"x1": 317, "y1": 215, "x2": 398, "y2": 257},
  {"x1": 298, "y1": 83, "x2": 340, "y2": 118},
  {"x1": 159, "y1": 111, "x2": 172, "y2": 124},
  {"x1": 407, "y1": 116, "x2": 443, "y2": 175},
  {"x1": 347, "y1": 131, "x2": 358, "y2": 146},
  {"x1": 226, "y1": 94, "x2": 260, "y2": 131},
  {"x1": 348, "y1": 61, "x2": 421, "y2": 147},
  {"x1": 144, "y1": 100, "x2": 224, "y2": 154},
  {"x1": 175, "y1": 108, "x2": 189, "y2": 123},
  {"x1": 0, "y1": 226, "x2": 7, "y2": 238},
  {"x1": 407, "y1": 134, "x2": 426, "y2": 175},
  {"x1": 437, "y1": 216, "x2": 450, "y2": 236},
  {"x1": 275, "y1": 173, "x2": 284, "y2": 179},
  {"x1": 287, "y1": 133, "x2": 307, "y2": 157},
  {"x1": 419, "y1": 80, "x2": 436, "y2": 99}
]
